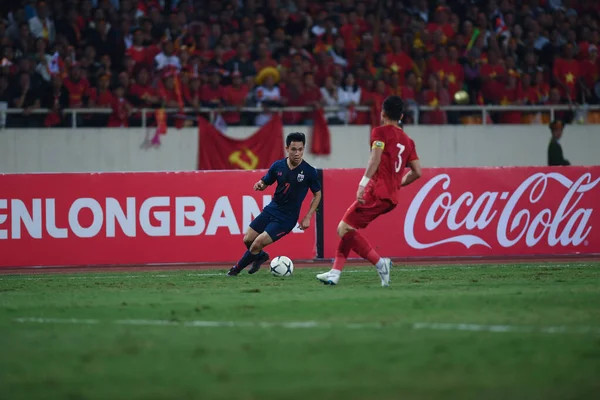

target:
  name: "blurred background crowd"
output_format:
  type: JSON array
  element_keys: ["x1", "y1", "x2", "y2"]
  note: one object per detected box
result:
[{"x1": 1, "y1": 0, "x2": 599, "y2": 128}]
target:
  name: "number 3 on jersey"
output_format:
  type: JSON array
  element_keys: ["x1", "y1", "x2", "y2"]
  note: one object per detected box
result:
[{"x1": 395, "y1": 143, "x2": 406, "y2": 173}]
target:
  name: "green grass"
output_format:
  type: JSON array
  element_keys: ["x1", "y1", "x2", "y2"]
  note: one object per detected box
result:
[{"x1": 1, "y1": 263, "x2": 600, "y2": 400}]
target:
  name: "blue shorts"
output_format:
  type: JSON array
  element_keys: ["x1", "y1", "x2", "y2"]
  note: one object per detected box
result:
[{"x1": 249, "y1": 211, "x2": 297, "y2": 242}]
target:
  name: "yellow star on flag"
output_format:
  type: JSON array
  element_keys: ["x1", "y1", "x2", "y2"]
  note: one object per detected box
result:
[
  {"x1": 500, "y1": 97, "x2": 510, "y2": 105},
  {"x1": 390, "y1": 63, "x2": 400, "y2": 72},
  {"x1": 447, "y1": 73, "x2": 456, "y2": 84},
  {"x1": 429, "y1": 97, "x2": 439, "y2": 107},
  {"x1": 565, "y1": 72, "x2": 575, "y2": 84}
]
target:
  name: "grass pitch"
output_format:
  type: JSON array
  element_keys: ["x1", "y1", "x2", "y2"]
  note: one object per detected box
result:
[{"x1": 1, "y1": 262, "x2": 599, "y2": 400}]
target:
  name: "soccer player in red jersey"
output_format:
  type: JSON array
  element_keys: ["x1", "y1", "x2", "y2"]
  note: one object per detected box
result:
[{"x1": 317, "y1": 95, "x2": 422, "y2": 287}]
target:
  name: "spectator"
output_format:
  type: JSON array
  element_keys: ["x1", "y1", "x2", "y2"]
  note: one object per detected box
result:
[
  {"x1": 107, "y1": 85, "x2": 131, "y2": 127},
  {"x1": 499, "y1": 70, "x2": 523, "y2": 124},
  {"x1": 12, "y1": 72, "x2": 40, "y2": 126},
  {"x1": 339, "y1": 72, "x2": 361, "y2": 124},
  {"x1": 42, "y1": 74, "x2": 68, "y2": 127},
  {"x1": 225, "y1": 42, "x2": 256, "y2": 79},
  {"x1": 155, "y1": 40, "x2": 181, "y2": 71},
  {"x1": 28, "y1": 1, "x2": 55, "y2": 45},
  {"x1": 202, "y1": 70, "x2": 225, "y2": 108},
  {"x1": 553, "y1": 44, "x2": 580, "y2": 102},
  {"x1": 223, "y1": 71, "x2": 249, "y2": 125},
  {"x1": 548, "y1": 120, "x2": 570, "y2": 166},
  {"x1": 254, "y1": 73, "x2": 281, "y2": 126},
  {"x1": 320, "y1": 75, "x2": 344, "y2": 124},
  {"x1": 420, "y1": 73, "x2": 450, "y2": 125}
]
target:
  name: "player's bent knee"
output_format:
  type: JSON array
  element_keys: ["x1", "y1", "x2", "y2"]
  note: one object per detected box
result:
[
  {"x1": 243, "y1": 235, "x2": 254, "y2": 248},
  {"x1": 337, "y1": 221, "x2": 355, "y2": 238}
]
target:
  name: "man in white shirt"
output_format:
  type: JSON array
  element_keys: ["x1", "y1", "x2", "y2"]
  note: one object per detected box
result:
[
  {"x1": 28, "y1": 1, "x2": 55, "y2": 45},
  {"x1": 255, "y1": 75, "x2": 282, "y2": 126},
  {"x1": 155, "y1": 40, "x2": 181, "y2": 71}
]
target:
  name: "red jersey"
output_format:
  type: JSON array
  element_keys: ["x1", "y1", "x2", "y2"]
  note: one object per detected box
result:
[
  {"x1": 63, "y1": 78, "x2": 91, "y2": 107},
  {"x1": 126, "y1": 46, "x2": 147, "y2": 65},
  {"x1": 369, "y1": 125, "x2": 419, "y2": 204},
  {"x1": 89, "y1": 89, "x2": 114, "y2": 107},
  {"x1": 553, "y1": 58, "x2": 580, "y2": 99},
  {"x1": 480, "y1": 63, "x2": 506, "y2": 102}
]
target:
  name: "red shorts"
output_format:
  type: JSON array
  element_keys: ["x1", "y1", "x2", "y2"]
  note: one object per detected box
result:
[{"x1": 342, "y1": 194, "x2": 396, "y2": 229}]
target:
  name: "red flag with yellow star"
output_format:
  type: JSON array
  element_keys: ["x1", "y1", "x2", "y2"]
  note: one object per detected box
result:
[{"x1": 553, "y1": 58, "x2": 580, "y2": 100}]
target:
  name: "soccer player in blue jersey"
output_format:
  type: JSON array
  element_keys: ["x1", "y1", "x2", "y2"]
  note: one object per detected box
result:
[{"x1": 227, "y1": 132, "x2": 322, "y2": 276}]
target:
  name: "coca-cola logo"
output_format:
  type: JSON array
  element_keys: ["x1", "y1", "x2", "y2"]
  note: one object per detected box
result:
[{"x1": 404, "y1": 172, "x2": 600, "y2": 249}]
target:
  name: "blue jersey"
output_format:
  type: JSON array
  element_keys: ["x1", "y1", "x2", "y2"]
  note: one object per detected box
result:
[{"x1": 261, "y1": 158, "x2": 321, "y2": 222}]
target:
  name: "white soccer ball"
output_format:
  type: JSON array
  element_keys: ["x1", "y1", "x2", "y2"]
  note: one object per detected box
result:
[{"x1": 270, "y1": 256, "x2": 294, "y2": 277}]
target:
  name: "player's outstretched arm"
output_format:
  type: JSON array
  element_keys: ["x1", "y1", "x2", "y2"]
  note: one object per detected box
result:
[
  {"x1": 401, "y1": 159, "x2": 422, "y2": 187},
  {"x1": 254, "y1": 180, "x2": 267, "y2": 191},
  {"x1": 356, "y1": 146, "x2": 383, "y2": 203}
]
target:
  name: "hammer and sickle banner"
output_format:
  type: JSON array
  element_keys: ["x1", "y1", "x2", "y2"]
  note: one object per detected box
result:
[{"x1": 198, "y1": 114, "x2": 284, "y2": 170}]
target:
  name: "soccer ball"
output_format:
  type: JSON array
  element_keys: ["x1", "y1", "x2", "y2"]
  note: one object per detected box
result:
[{"x1": 270, "y1": 256, "x2": 294, "y2": 277}]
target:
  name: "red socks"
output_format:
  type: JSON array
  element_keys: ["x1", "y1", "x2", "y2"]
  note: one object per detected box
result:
[
  {"x1": 332, "y1": 231, "x2": 354, "y2": 271},
  {"x1": 332, "y1": 230, "x2": 381, "y2": 271}
]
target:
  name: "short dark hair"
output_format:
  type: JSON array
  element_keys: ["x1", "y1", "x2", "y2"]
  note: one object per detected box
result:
[
  {"x1": 286, "y1": 132, "x2": 306, "y2": 147},
  {"x1": 382, "y1": 95, "x2": 405, "y2": 122}
]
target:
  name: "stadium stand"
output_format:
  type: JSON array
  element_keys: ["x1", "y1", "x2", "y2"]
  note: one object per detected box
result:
[{"x1": 0, "y1": 0, "x2": 599, "y2": 128}]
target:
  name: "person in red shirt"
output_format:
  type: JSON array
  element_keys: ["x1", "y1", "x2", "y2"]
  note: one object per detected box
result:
[
  {"x1": 427, "y1": 6, "x2": 455, "y2": 42},
  {"x1": 480, "y1": 50, "x2": 506, "y2": 103},
  {"x1": 130, "y1": 67, "x2": 159, "y2": 108},
  {"x1": 499, "y1": 70, "x2": 523, "y2": 124},
  {"x1": 444, "y1": 45, "x2": 465, "y2": 100},
  {"x1": 553, "y1": 44, "x2": 581, "y2": 102},
  {"x1": 201, "y1": 70, "x2": 224, "y2": 107},
  {"x1": 222, "y1": 71, "x2": 249, "y2": 125},
  {"x1": 427, "y1": 45, "x2": 449, "y2": 83},
  {"x1": 521, "y1": 73, "x2": 538, "y2": 105},
  {"x1": 316, "y1": 95, "x2": 421, "y2": 287},
  {"x1": 299, "y1": 72, "x2": 322, "y2": 119},
  {"x1": 159, "y1": 70, "x2": 182, "y2": 108},
  {"x1": 63, "y1": 63, "x2": 90, "y2": 107},
  {"x1": 88, "y1": 74, "x2": 114, "y2": 108},
  {"x1": 386, "y1": 36, "x2": 414, "y2": 82},
  {"x1": 182, "y1": 73, "x2": 202, "y2": 109},
  {"x1": 126, "y1": 28, "x2": 147, "y2": 66},
  {"x1": 420, "y1": 73, "x2": 450, "y2": 124},
  {"x1": 108, "y1": 86, "x2": 132, "y2": 127}
]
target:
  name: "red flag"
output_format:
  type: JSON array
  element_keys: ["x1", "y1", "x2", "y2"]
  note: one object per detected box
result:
[
  {"x1": 311, "y1": 108, "x2": 331, "y2": 155},
  {"x1": 198, "y1": 114, "x2": 284, "y2": 170}
]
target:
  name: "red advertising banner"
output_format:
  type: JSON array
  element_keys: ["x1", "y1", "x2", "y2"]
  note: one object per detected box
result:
[
  {"x1": 0, "y1": 171, "x2": 316, "y2": 267},
  {"x1": 323, "y1": 167, "x2": 600, "y2": 258}
]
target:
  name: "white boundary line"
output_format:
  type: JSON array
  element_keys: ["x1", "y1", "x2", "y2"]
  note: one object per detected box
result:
[
  {"x1": 0, "y1": 263, "x2": 596, "y2": 281},
  {"x1": 12, "y1": 317, "x2": 600, "y2": 335}
]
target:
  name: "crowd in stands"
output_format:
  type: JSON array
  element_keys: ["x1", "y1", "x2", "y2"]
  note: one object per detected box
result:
[{"x1": 0, "y1": 0, "x2": 599, "y2": 128}]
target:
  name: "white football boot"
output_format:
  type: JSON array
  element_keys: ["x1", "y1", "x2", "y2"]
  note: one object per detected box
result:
[
  {"x1": 316, "y1": 270, "x2": 340, "y2": 285},
  {"x1": 376, "y1": 258, "x2": 392, "y2": 287}
]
